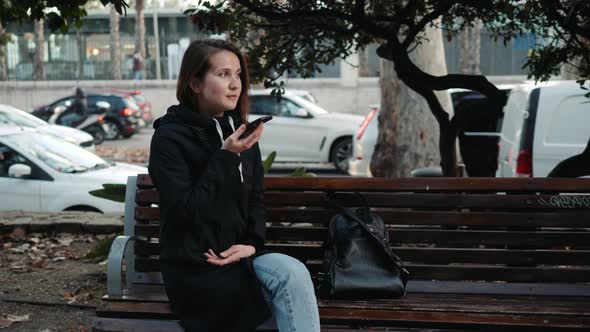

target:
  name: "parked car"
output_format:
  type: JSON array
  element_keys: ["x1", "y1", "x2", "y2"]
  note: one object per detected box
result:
[
  {"x1": 348, "y1": 104, "x2": 379, "y2": 177},
  {"x1": 128, "y1": 90, "x2": 154, "y2": 127},
  {"x1": 0, "y1": 104, "x2": 95, "y2": 151},
  {"x1": 0, "y1": 125, "x2": 147, "y2": 213},
  {"x1": 454, "y1": 86, "x2": 513, "y2": 177},
  {"x1": 497, "y1": 80, "x2": 590, "y2": 177},
  {"x1": 33, "y1": 92, "x2": 140, "y2": 140},
  {"x1": 348, "y1": 87, "x2": 513, "y2": 177},
  {"x1": 249, "y1": 90, "x2": 363, "y2": 172},
  {"x1": 289, "y1": 89, "x2": 319, "y2": 104},
  {"x1": 84, "y1": 88, "x2": 154, "y2": 128}
]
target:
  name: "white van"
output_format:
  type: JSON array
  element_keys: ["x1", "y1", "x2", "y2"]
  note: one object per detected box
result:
[{"x1": 496, "y1": 80, "x2": 590, "y2": 177}]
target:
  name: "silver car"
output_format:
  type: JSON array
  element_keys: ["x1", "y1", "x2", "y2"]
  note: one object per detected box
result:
[{"x1": 0, "y1": 104, "x2": 95, "y2": 151}]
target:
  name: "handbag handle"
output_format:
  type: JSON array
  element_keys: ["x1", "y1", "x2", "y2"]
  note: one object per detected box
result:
[{"x1": 324, "y1": 191, "x2": 409, "y2": 277}]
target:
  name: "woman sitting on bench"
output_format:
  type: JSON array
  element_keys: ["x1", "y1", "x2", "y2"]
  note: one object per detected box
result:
[{"x1": 148, "y1": 39, "x2": 320, "y2": 332}]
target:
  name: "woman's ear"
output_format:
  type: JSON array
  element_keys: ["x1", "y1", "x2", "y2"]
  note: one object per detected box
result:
[{"x1": 189, "y1": 79, "x2": 200, "y2": 94}]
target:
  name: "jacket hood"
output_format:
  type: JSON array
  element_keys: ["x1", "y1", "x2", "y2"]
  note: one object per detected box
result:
[{"x1": 153, "y1": 103, "x2": 243, "y2": 130}]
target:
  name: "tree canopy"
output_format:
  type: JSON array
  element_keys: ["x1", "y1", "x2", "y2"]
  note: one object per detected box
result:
[
  {"x1": 0, "y1": 0, "x2": 129, "y2": 32},
  {"x1": 186, "y1": 0, "x2": 590, "y2": 175},
  {"x1": 187, "y1": 0, "x2": 588, "y2": 88}
]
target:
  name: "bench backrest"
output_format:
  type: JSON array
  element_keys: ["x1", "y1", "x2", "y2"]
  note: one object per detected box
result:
[{"x1": 127, "y1": 175, "x2": 590, "y2": 296}]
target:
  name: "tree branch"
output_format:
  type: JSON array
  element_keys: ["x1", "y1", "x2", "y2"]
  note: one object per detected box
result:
[
  {"x1": 538, "y1": 0, "x2": 590, "y2": 40},
  {"x1": 401, "y1": 2, "x2": 452, "y2": 50},
  {"x1": 235, "y1": 0, "x2": 396, "y2": 40}
]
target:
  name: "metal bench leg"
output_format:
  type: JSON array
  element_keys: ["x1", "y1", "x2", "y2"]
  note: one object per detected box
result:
[{"x1": 107, "y1": 235, "x2": 134, "y2": 296}]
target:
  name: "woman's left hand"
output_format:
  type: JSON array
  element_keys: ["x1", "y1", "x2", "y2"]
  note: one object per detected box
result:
[{"x1": 204, "y1": 245, "x2": 256, "y2": 266}]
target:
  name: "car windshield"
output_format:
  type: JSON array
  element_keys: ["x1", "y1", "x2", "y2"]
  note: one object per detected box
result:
[
  {"x1": 4, "y1": 132, "x2": 111, "y2": 173},
  {"x1": 288, "y1": 94, "x2": 328, "y2": 115},
  {"x1": 0, "y1": 105, "x2": 47, "y2": 128}
]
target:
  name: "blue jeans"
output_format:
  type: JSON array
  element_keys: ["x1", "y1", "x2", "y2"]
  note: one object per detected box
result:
[{"x1": 253, "y1": 253, "x2": 320, "y2": 332}]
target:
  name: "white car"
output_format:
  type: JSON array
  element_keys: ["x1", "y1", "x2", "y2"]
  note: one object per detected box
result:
[
  {"x1": 0, "y1": 104, "x2": 95, "y2": 151},
  {"x1": 0, "y1": 126, "x2": 147, "y2": 213},
  {"x1": 348, "y1": 87, "x2": 513, "y2": 177},
  {"x1": 249, "y1": 90, "x2": 363, "y2": 172},
  {"x1": 497, "y1": 80, "x2": 590, "y2": 177},
  {"x1": 348, "y1": 104, "x2": 379, "y2": 177}
]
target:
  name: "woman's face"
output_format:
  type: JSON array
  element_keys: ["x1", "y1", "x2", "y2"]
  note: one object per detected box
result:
[{"x1": 193, "y1": 50, "x2": 242, "y2": 116}]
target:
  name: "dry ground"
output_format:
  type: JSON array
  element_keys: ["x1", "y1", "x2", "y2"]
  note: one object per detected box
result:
[{"x1": 0, "y1": 229, "x2": 113, "y2": 331}]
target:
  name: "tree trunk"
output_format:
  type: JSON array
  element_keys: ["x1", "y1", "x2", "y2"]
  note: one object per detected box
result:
[
  {"x1": 371, "y1": 24, "x2": 450, "y2": 177},
  {"x1": 34, "y1": 19, "x2": 44, "y2": 80},
  {"x1": 470, "y1": 19, "x2": 482, "y2": 75},
  {"x1": 0, "y1": 22, "x2": 7, "y2": 81},
  {"x1": 358, "y1": 46, "x2": 370, "y2": 77},
  {"x1": 110, "y1": 5, "x2": 121, "y2": 80},
  {"x1": 561, "y1": 58, "x2": 581, "y2": 79},
  {"x1": 458, "y1": 22, "x2": 470, "y2": 74},
  {"x1": 77, "y1": 29, "x2": 85, "y2": 80},
  {"x1": 459, "y1": 19, "x2": 482, "y2": 75},
  {"x1": 135, "y1": 0, "x2": 146, "y2": 77}
]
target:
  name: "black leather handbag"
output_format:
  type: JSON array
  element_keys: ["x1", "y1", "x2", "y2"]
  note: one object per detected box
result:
[{"x1": 322, "y1": 192, "x2": 409, "y2": 299}]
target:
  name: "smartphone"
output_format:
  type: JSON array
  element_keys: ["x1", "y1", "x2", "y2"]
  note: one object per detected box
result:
[{"x1": 239, "y1": 115, "x2": 273, "y2": 139}]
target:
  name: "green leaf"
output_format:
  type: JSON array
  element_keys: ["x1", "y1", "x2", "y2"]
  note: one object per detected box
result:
[
  {"x1": 84, "y1": 234, "x2": 118, "y2": 260},
  {"x1": 262, "y1": 151, "x2": 276, "y2": 175},
  {"x1": 289, "y1": 167, "x2": 308, "y2": 177},
  {"x1": 89, "y1": 183, "x2": 126, "y2": 203},
  {"x1": 288, "y1": 167, "x2": 317, "y2": 177}
]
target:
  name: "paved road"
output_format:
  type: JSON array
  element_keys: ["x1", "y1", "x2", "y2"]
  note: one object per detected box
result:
[{"x1": 101, "y1": 127, "x2": 350, "y2": 177}]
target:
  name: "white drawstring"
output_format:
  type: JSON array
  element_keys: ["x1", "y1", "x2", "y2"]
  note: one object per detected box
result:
[{"x1": 212, "y1": 117, "x2": 243, "y2": 183}]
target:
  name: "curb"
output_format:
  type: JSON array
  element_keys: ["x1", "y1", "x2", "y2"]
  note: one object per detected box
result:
[{"x1": 0, "y1": 211, "x2": 124, "y2": 235}]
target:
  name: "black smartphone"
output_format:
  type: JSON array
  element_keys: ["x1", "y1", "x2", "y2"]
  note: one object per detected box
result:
[{"x1": 239, "y1": 115, "x2": 273, "y2": 139}]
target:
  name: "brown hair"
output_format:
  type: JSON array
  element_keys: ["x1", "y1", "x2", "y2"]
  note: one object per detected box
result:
[{"x1": 176, "y1": 39, "x2": 250, "y2": 124}]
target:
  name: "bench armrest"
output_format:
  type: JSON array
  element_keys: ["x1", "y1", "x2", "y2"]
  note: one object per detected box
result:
[{"x1": 107, "y1": 235, "x2": 135, "y2": 297}]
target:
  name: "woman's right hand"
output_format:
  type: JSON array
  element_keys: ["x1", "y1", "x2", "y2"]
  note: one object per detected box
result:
[{"x1": 222, "y1": 123, "x2": 264, "y2": 154}]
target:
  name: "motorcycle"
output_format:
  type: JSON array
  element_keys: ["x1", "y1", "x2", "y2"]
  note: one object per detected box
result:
[{"x1": 48, "y1": 101, "x2": 112, "y2": 145}]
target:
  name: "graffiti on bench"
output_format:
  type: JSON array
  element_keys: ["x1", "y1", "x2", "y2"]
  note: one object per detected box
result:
[{"x1": 537, "y1": 195, "x2": 590, "y2": 208}]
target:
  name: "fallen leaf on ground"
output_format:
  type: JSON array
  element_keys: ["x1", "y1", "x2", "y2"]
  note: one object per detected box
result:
[
  {"x1": 57, "y1": 237, "x2": 74, "y2": 246},
  {"x1": 63, "y1": 291, "x2": 75, "y2": 301},
  {"x1": 0, "y1": 313, "x2": 30, "y2": 329},
  {"x1": 10, "y1": 227, "x2": 26, "y2": 240}
]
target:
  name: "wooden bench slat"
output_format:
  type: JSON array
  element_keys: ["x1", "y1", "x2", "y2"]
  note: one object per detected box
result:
[
  {"x1": 318, "y1": 307, "x2": 590, "y2": 329},
  {"x1": 135, "y1": 189, "x2": 159, "y2": 205},
  {"x1": 264, "y1": 227, "x2": 590, "y2": 248},
  {"x1": 92, "y1": 317, "x2": 384, "y2": 332},
  {"x1": 134, "y1": 258, "x2": 590, "y2": 282},
  {"x1": 101, "y1": 292, "x2": 590, "y2": 314},
  {"x1": 134, "y1": 226, "x2": 590, "y2": 248},
  {"x1": 97, "y1": 293, "x2": 590, "y2": 329},
  {"x1": 306, "y1": 263, "x2": 590, "y2": 283},
  {"x1": 135, "y1": 207, "x2": 159, "y2": 221},
  {"x1": 104, "y1": 281, "x2": 590, "y2": 301},
  {"x1": 92, "y1": 317, "x2": 182, "y2": 332},
  {"x1": 136, "y1": 175, "x2": 590, "y2": 193},
  {"x1": 263, "y1": 177, "x2": 590, "y2": 193},
  {"x1": 264, "y1": 192, "x2": 590, "y2": 210},
  {"x1": 133, "y1": 242, "x2": 590, "y2": 266},
  {"x1": 267, "y1": 209, "x2": 590, "y2": 227},
  {"x1": 134, "y1": 207, "x2": 590, "y2": 227}
]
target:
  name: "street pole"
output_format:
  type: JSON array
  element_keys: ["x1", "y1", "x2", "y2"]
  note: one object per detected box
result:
[{"x1": 153, "y1": 4, "x2": 161, "y2": 80}]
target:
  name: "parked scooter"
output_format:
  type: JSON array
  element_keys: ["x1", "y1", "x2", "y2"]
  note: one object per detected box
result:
[{"x1": 48, "y1": 101, "x2": 111, "y2": 145}]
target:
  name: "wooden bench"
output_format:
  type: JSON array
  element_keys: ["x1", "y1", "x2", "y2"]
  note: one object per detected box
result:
[{"x1": 93, "y1": 175, "x2": 590, "y2": 331}]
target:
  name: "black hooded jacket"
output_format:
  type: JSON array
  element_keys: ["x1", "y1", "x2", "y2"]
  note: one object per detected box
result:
[{"x1": 148, "y1": 103, "x2": 270, "y2": 331}]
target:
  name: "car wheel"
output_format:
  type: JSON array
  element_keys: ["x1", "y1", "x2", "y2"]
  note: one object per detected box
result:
[
  {"x1": 104, "y1": 120, "x2": 121, "y2": 140},
  {"x1": 331, "y1": 137, "x2": 352, "y2": 173},
  {"x1": 86, "y1": 125, "x2": 105, "y2": 145}
]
